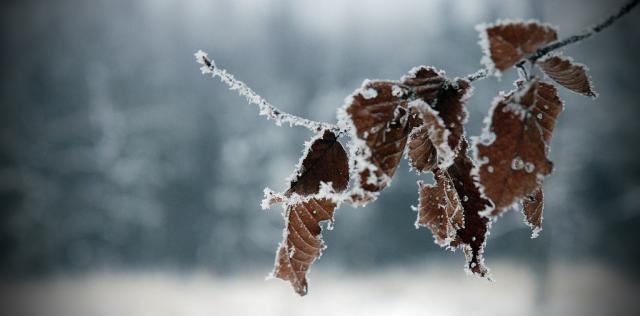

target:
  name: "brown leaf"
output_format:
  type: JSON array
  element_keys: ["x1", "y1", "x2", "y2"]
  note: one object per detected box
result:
[
  {"x1": 447, "y1": 138, "x2": 492, "y2": 277},
  {"x1": 479, "y1": 21, "x2": 558, "y2": 71},
  {"x1": 273, "y1": 197, "x2": 337, "y2": 296},
  {"x1": 432, "y1": 79, "x2": 472, "y2": 155},
  {"x1": 287, "y1": 130, "x2": 349, "y2": 196},
  {"x1": 476, "y1": 79, "x2": 563, "y2": 212},
  {"x1": 406, "y1": 78, "x2": 472, "y2": 172},
  {"x1": 406, "y1": 123, "x2": 438, "y2": 173},
  {"x1": 522, "y1": 185, "x2": 544, "y2": 238},
  {"x1": 537, "y1": 55, "x2": 597, "y2": 98},
  {"x1": 407, "y1": 103, "x2": 452, "y2": 172},
  {"x1": 345, "y1": 80, "x2": 418, "y2": 194},
  {"x1": 416, "y1": 168, "x2": 465, "y2": 246},
  {"x1": 271, "y1": 129, "x2": 349, "y2": 295},
  {"x1": 401, "y1": 66, "x2": 446, "y2": 104}
]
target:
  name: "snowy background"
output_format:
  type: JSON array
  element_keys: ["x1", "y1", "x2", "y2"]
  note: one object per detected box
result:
[{"x1": 1, "y1": 0, "x2": 640, "y2": 315}]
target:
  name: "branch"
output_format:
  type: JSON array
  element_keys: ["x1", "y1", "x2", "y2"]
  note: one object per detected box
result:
[
  {"x1": 524, "y1": 0, "x2": 639, "y2": 64},
  {"x1": 194, "y1": 50, "x2": 338, "y2": 133}
]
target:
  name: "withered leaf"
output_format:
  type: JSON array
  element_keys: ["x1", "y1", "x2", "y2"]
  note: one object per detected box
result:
[
  {"x1": 476, "y1": 79, "x2": 563, "y2": 212},
  {"x1": 406, "y1": 78, "x2": 472, "y2": 172},
  {"x1": 273, "y1": 197, "x2": 337, "y2": 296},
  {"x1": 406, "y1": 123, "x2": 438, "y2": 173},
  {"x1": 401, "y1": 66, "x2": 447, "y2": 104},
  {"x1": 480, "y1": 21, "x2": 558, "y2": 71},
  {"x1": 537, "y1": 55, "x2": 597, "y2": 98},
  {"x1": 447, "y1": 138, "x2": 492, "y2": 277},
  {"x1": 432, "y1": 79, "x2": 471, "y2": 155},
  {"x1": 272, "y1": 129, "x2": 349, "y2": 296},
  {"x1": 407, "y1": 103, "x2": 451, "y2": 172},
  {"x1": 416, "y1": 168, "x2": 465, "y2": 246},
  {"x1": 522, "y1": 185, "x2": 544, "y2": 238},
  {"x1": 287, "y1": 130, "x2": 349, "y2": 196},
  {"x1": 345, "y1": 80, "x2": 418, "y2": 194}
]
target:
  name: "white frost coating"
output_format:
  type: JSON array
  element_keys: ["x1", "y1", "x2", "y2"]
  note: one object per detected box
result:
[
  {"x1": 360, "y1": 87, "x2": 378, "y2": 99},
  {"x1": 194, "y1": 50, "x2": 336, "y2": 132},
  {"x1": 524, "y1": 162, "x2": 535, "y2": 173},
  {"x1": 391, "y1": 85, "x2": 404, "y2": 97},
  {"x1": 261, "y1": 187, "x2": 285, "y2": 210},
  {"x1": 538, "y1": 53, "x2": 599, "y2": 99},
  {"x1": 475, "y1": 23, "x2": 498, "y2": 78},
  {"x1": 511, "y1": 156, "x2": 524, "y2": 170},
  {"x1": 401, "y1": 65, "x2": 447, "y2": 83}
]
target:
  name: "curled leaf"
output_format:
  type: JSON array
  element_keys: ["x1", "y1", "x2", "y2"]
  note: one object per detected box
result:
[
  {"x1": 271, "y1": 129, "x2": 349, "y2": 295},
  {"x1": 407, "y1": 102, "x2": 453, "y2": 171},
  {"x1": 478, "y1": 21, "x2": 558, "y2": 71},
  {"x1": 416, "y1": 168, "x2": 465, "y2": 246},
  {"x1": 522, "y1": 185, "x2": 544, "y2": 238},
  {"x1": 447, "y1": 138, "x2": 492, "y2": 277},
  {"x1": 537, "y1": 55, "x2": 597, "y2": 98},
  {"x1": 343, "y1": 80, "x2": 418, "y2": 197},
  {"x1": 406, "y1": 78, "x2": 472, "y2": 172},
  {"x1": 432, "y1": 79, "x2": 472, "y2": 155},
  {"x1": 273, "y1": 197, "x2": 337, "y2": 296},
  {"x1": 476, "y1": 79, "x2": 563, "y2": 212}
]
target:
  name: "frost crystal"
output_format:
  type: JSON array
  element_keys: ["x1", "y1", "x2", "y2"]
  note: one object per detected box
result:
[
  {"x1": 360, "y1": 88, "x2": 378, "y2": 99},
  {"x1": 195, "y1": 50, "x2": 336, "y2": 132},
  {"x1": 511, "y1": 156, "x2": 524, "y2": 170}
]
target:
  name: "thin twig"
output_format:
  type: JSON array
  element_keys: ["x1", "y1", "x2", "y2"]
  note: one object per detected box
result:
[
  {"x1": 466, "y1": 68, "x2": 491, "y2": 82},
  {"x1": 527, "y1": 0, "x2": 639, "y2": 63},
  {"x1": 194, "y1": 50, "x2": 338, "y2": 133}
]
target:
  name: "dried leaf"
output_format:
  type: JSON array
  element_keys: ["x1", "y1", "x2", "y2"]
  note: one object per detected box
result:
[
  {"x1": 407, "y1": 103, "x2": 452, "y2": 172},
  {"x1": 406, "y1": 122, "x2": 438, "y2": 173},
  {"x1": 476, "y1": 79, "x2": 563, "y2": 212},
  {"x1": 273, "y1": 197, "x2": 337, "y2": 296},
  {"x1": 432, "y1": 79, "x2": 472, "y2": 155},
  {"x1": 406, "y1": 78, "x2": 472, "y2": 172},
  {"x1": 345, "y1": 80, "x2": 418, "y2": 194},
  {"x1": 479, "y1": 21, "x2": 558, "y2": 71},
  {"x1": 537, "y1": 55, "x2": 597, "y2": 98},
  {"x1": 447, "y1": 138, "x2": 492, "y2": 277},
  {"x1": 416, "y1": 168, "x2": 465, "y2": 246},
  {"x1": 401, "y1": 66, "x2": 447, "y2": 104},
  {"x1": 287, "y1": 130, "x2": 349, "y2": 196},
  {"x1": 522, "y1": 185, "x2": 544, "y2": 238},
  {"x1": 271, "y1": 129, "x2": 349, "y2": 295}
]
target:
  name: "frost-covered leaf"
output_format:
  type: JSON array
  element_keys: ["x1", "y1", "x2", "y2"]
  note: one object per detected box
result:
[
  {"x1": 287, "y1": 130, "x2": 349, "y2": 196},
  {"x1": 537, "y1": 55, "x2": 597, "y2": 98},
  {"x1": 272, "y1": 197, "x2": 337, "y2": 296},
  {"x1": 416, "y1": 168, "x2": 464, "y2": 246},
  {"x1": 476, "y1": 79, "x2": 563, "y2": 212},
  {"x1": 401, "y1": 66, "x2": 446, "y2": 104},
  {"x1": 406, "y1": 121, "x2": 438, "y2": 173},
  {"x1": 406, "y1": 78, "x2": 472, "y2": 172},
  {"x1": 447, "y1": 138, "x2": 492, "y2": 277},
  {"x1": 522, "y1": 185, "x2": 544, "y2": 238},
  {"x1": 343, "y1": 80, "x2": 418, "y2": 195},
  {"x1": 432, "y1": 79, "x2": 472, "y2": 154},
  {"x1": 270, "y1": 130, "x2": 349, "y2": 295},
  {"x1": 407, "y1": 102, "x2": 452, "y2": 172},
  {"x1": 478, "y1": 21, "x2": 558, "y2": 71}
]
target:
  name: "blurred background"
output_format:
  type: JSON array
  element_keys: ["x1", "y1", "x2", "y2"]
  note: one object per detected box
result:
[{"x1": 1, "y1": 0, "x2": 639, "y2": 315}]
